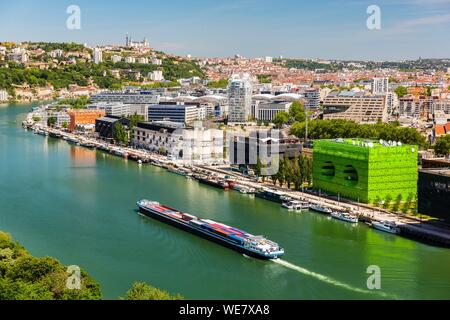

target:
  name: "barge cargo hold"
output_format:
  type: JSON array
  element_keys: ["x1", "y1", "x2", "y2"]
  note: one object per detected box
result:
[{"x1": 137, "y1": 199, "x2": 284, "y2": 260}]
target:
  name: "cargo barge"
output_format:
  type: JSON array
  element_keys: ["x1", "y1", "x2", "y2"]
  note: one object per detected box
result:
[
  {"x1": 195, "y1": 175, "x2": 230, "y2": 190},
  {"x1": 137, "y1": 199, "x2": 284, "y2": 260}
]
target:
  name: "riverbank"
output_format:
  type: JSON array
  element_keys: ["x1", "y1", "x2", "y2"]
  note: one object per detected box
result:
[
  {"x1": 26, "y1": 123, "x2": 450, "y2": 248},
  {"x1": 3, "y1": 102, "x2": 450, "y2": 299}
]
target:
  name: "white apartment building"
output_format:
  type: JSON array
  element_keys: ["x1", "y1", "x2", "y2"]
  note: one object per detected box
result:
[
  {"x1": 398, "y1": 95, "x2": 422, "y2": 118},
  {"x1": 257, "y1": 102, "x2": 292, "y2": 122},
  {"x1": 228, "y1": 74, "x2": 252, "y2": 123},
  {"x1": 323, "y1": 91, "x2": 388, "y2": 123},
  {"x1": 136, "y1": 57, "x2": 148, "y2": 64},
  {"x1": 111, "y1": 55, "x2": 122, "y2": 63},
  {"x1": 129, "y1": 104, "x2": 149, "y2": 121},
  {"x1": 104, "y1": 103, "x2": 132, "y2": 117},
  {"x1": 93, "y1": 48, "x2": 103, "y2": 64},
  {"x1": 148, "y1": 103, "x2": 201, "y2": 124},
  {"x1": 49, "y1": 49, "x2": 64, "y2": 58},
  {"x1": 125, "y1": 56, "x2": 136, "y2": 64},
  {"x1": 149, "y1": 70, "x2": 164, "y2": 81},
  {"x1": 304, "y1": 88, "x2": 320, "y2": 109},
  {"x1": 371, "y1": 77, "x2": 389, "y2": 95},
  {"x1": 47, "y1": 111, "x2": 70, "y2": 127},
  {"x1": 386, "y1": 92, "x2": 399, "y2": 115},
  {"x1": 132, "y1": 121, "x2": 224, "y2": 164},
  {"x1": 151, "y1": 58, "x2": 162, "y2": 65},
  {"x1": 0, "y1": 90, "x2": 9, "y2": 102},
  {"x1": 7, "y1": 52, "x2": 28, "y2": 63}
]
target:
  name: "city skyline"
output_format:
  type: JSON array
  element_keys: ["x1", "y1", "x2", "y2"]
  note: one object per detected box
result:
[{"x1": 1, "y1": 0, "x2": 450, "y2": 60}]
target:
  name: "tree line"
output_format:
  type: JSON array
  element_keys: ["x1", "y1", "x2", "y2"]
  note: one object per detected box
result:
[
  {"x1": 291, "y1": 119, "x2": 427, "y2": 147},
  {"x1": 254, "y1": 154, "x2": 313, "y2": 190}
]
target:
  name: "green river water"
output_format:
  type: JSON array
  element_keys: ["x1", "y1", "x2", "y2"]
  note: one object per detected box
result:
[{"x1": 1, "y1": 102, "x2": 449, "y2": 299}]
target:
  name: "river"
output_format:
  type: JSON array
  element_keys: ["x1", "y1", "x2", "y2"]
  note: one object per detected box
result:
[{"x1": 1, "y1": 102, "x2": 449, "y2": 300}]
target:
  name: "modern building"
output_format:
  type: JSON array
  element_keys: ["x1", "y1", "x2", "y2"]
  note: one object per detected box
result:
[
  {"x1": 304, "y1": 88, "x2": 320, "y2": 109},
  {"x1": 124, "y1": 56, "x2": 136, "y2": 64},
  {"x1": 228, "y1": 74, "x2": 252, "y2": 123},
  {"x1": 148, "y1": 103, "x2": 201, "y2": 124},
  {"x1": 371, "y1": 77, "x2": 389, "y2": 95},
  {"x1": 398, "y1": 95, "x2": 422, "y2": 118},
  {"x1": 386, "y1": 92, "x2": 399, "y2": 115},
  {"x1": 104, "y1": 103, "x2": 131, "y2": 117},
  {"x1": 67, "y1": 109, "x2": 105, "y2": 132},
  {"x1": 47, "y1": 111, "x2": 70, "y2": 128},
  {"x1": 93, "y1": 48, "x2": 103, "y2": 64},
  {"x1": 323, "y1": 91, "x2": 388, "y2": 123},
  {"x1": 432, "y1": 99, "x2": 450, "y2": 114},
  {"x1": 256, "y1": 102, "x2": 292, "y2": 122},
  {"x1": 418, "y1": 168, "x2": 450, "y2": 223},
  {"x1": 91, "y1": 90, "x2": 160, "y2": 104},
  {"x1": 229, "y1": 129, "x2": 302, "y2": 166},
  {"x1": 132, "y1": 121, "x2": 224, "y2": 164},
  {"x1": 136, "y1": 57, "x2": 148, "y2": 64},
  {"x1": 95, "y1": 116, "x2": 131, "y2": 141},
  {"x1": 111, "y1": 55, "x2": 122, "y2": 63},
  {"x1": 129, "y1": 104, "x2": 149, "y2": 121},
  {"x1": 149, "y1": 70, "x2": 164, "y2": 81},
  {"x1": 312, "y1": 139, "x2": 418, "y2": 203}
]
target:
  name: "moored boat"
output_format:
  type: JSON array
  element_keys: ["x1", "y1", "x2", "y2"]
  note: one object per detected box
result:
[
  {"x1": 331, "y1": 211, "x2": 359, "y2": 223},
  {"x1": 371, "y1": 220, "x2": 400, "y2": 234},
  {"x1": 282, "y1": 200, "x2": 310, "y2": 211},
  {"x1": 255, "y1": 188, "x2": 290, "y2": 204},
  {"x1": 309, "y1": 204, "x2": 333, "y2": 214},
  {"x1": 196, "y1": 175, "x2": 230, "y2": 190}
]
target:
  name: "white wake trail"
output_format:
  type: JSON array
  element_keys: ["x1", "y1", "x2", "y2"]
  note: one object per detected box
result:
[{"x1": 272, "y1": 259, "x2": 397, "y2": 299}]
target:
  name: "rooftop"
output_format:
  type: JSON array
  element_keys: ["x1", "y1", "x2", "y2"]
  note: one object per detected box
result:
[{"x1": 318, "y1": 138, "x2": 417, "y2": 149}]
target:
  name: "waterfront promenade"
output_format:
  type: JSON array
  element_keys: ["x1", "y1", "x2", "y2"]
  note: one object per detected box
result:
[{"x1": 31, "y1": 124, "x2": 450, "y2": 247}]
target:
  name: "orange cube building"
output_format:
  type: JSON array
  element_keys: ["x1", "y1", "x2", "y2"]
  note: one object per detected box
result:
[{"x1": 68, "y1": 109, "x2": 105, "y2": 132}]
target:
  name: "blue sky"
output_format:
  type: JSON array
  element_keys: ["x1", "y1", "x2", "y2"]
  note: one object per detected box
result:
[{"x1": 1, "y1": 0, "x2": 449, "y2": 60}]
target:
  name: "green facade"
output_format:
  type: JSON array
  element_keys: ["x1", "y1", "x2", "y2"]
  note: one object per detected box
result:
[{"x1": 312, "y1": 139, "x2": 418, "y2": 204}]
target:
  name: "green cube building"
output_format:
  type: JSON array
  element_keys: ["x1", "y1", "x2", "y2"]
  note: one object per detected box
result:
[{"x1": 312, "y1": 139, "x2": 418, "y2": 203}]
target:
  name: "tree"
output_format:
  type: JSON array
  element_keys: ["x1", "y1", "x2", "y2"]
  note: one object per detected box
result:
[
  {"x1": 47, "y1": 117, "x2": 57, "y2": 127},
  {"x1": 0, "y1": 232, "x2": 101, "y2": 300},
  {"x1": 373, "y1": 196, "x2": 381, "y2": 207},
  {"x1": 292, "y1": 157, "x2": 303, "y2": 190},
  {"x1": 395, "y1": 86, "x2": 408, "y2": 98},
  {"x1": 122, "y1": 282, "x2": 183, "y2": 300},
  {"x1": 383, "y1": 194, "x2": 392, "y2": 209},
  {"x1": 62, "y1": 122, "x2": 68, "y2": 129},
  {"x1": 113, "y1": 122, "x2": 128, "y2": 145},
  {"x1": 290, "y1": 119, "x2": 426, "y2": 147},
  {"x1": 434, "y1": 135, "x2": 450, "y2": 157},
  {"x1": 273, "y1": 112, "x2": 289, "y2": 128},
  {"x1": 254, "y1": 157, "x2": 262, "y2": 177},
  {"x1": 392, "y1": 194, "x2": 402, "y2": 213},
  {"x1": 283, "y1": 155, "x2": 294, "y2": 189},
  {"x1": 289, "y1": 101, "x2": 306, "y2": 123}
]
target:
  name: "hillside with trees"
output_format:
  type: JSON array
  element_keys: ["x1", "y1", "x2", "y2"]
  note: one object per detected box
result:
[{"x1": 0, "y1": 232, "x2": 184, "y2": 300}]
